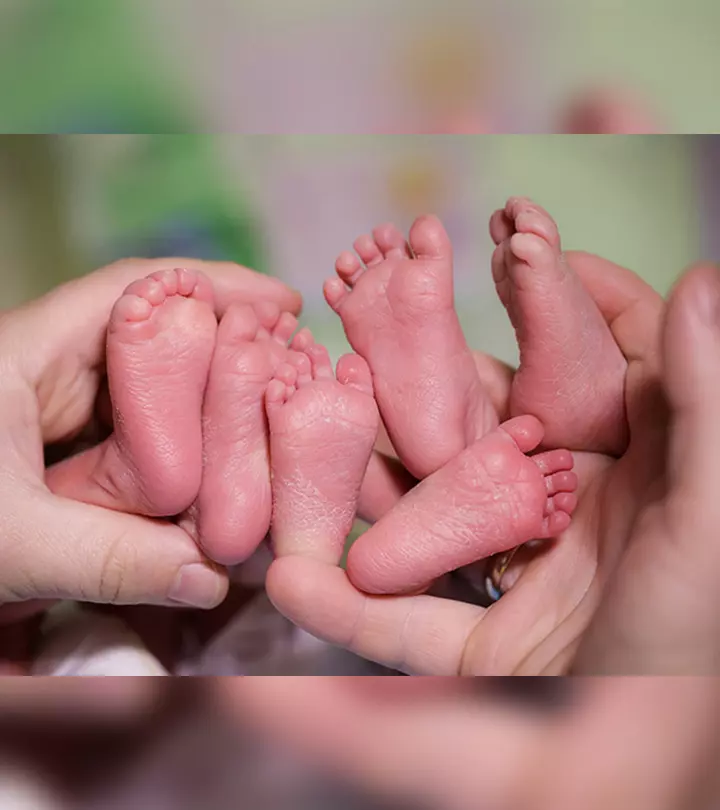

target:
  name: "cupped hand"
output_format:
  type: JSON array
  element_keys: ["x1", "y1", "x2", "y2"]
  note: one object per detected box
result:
[
  {"x1": 0, "y1": 258, "x2": 300, "y2": 615},
  {"x1": 264, "y1": 255, "x2": 720, "y2": 675}
]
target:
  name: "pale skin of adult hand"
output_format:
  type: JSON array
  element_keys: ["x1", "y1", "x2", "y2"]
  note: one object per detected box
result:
[
  {"x1": 0, "y1": 258, "x2": 301, "y2": 619},
  {"x1": 265, "y1": 256, "x2": 720, "y2": 676}
]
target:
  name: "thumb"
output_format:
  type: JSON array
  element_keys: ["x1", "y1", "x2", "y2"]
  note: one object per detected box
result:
[
  {"x1": 0, "y1": 488, "x2": 228, "y2": 608},
  {"x1": 576, "y1": 264, "x2": 720, "y2": 674},
  {"x1": 663, "y1": 263, "x2": 720, "y2": 516}
]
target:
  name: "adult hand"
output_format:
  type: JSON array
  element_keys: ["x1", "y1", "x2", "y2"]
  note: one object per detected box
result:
[
  {"x1": 221, "y1": 677, "x2": 720, "y2": 810},
  {"x1": 0, "y1": 258, "x2": 301, "y2": 614},
  {"x1": 265, "y1": 254, "x2": 720, "y2": 675}
]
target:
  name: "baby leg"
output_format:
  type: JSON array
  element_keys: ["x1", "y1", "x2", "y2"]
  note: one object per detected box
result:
[
  {"x1": 325, "y1": 215, "x2": 497, "y2": 479},
  {"x1": 490, "y1": 197, "x2": 628, "y2": 454}
]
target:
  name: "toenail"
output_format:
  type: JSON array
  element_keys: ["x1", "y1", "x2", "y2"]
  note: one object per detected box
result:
[{"x1": 168, "y1": 563, "x2": 223, "y2": 608}]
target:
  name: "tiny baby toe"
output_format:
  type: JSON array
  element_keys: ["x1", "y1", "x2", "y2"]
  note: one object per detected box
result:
[
  {"x1": 323, "y1": 277, "x2": 349, "y2": 311},
  {"x1": 335, "y1": 250, "x2": 363, "y2": 284},
  {"x1": 553, "y1": 492, "x2": 578, "y2": 515},
  {"x1": 272, "y1": 311, "x2": 298, "y2": 345},
  {"x1": 353, "y1": 234, "x2": 383, "y2": 268},
  {"x1": 542, "y1": 511, "x2": 572, "y2": 538},
  {"x1": 112, "y1": 295, "x2": 153, "y2": 325},
  {"x1": 491, "y1": 242, "x2": 509, "y2": 284},
  {"x1": 217, "y1": 304, "x2": 259, "y2": 344},
  {"x1": 533, "y1": 449, "x2": 574, "y2": 476},
  {"x1": 266, "y1": 378, "x2": 289, "y2": 407},
  {"x1": 336, "y1": 353, "x2": 373, "y2": 394},
  {"x1": 255, "y1": 301, "x2": 282, "y2": 332},
  {"x1": 514, "y1": 210, "x2": 561, "y2": 249},
  {"x1": 287, "y1": 350, "x2": 313, "y2": 385},
  {"x1": 505, "y1": 197, "x2": 534, "y2": 219},
  {"x1": 545, "y1": 471, "x2": 579, "y2": 496},
  {"x1": 274, "y1": 362, "x2": 298, "y2": 387},
  {"x1": 372, "y1": 223, "x2": 408, "y2": 259},
  {"x1": 307, "y1": 343, "x2": 334, "y2": 380},
  {"x1": 148, "y1": 269, "x2": 180, "y2": 296},
  {"x1": 174, "y1": 267, "x2": 201, "y2": 297},
  {"x1": 408, "y1": 214, "x2": 452, "y2": 261},
  {"x1": 498, "y1": 415, "x2": 544, "y2": 455},
  {"x1": 509, "y1": 232, "x2": 548, "y2": 265},
  {"x1": 291, "y1": 327, "x2": 315, "y2": 353},
  {"x1": 185, "y1": 270, "x2": 215, "y2": 304},
  {"x1": 489, "y1": 208, "x2": 514, "y2": 245},
  {"x1": 124, "y1": 277, "x2": 166, "y2": 306}
]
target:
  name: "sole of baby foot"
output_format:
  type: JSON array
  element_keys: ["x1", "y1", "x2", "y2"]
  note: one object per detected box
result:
[
  {"x1": 324, "y1": 215, "x2": 497, "y2": 479},
  {"x1": 490, "y1": 197, "x2": 628, "y2": 455},
  {"x1": 267, "y1": 339, "x2": 379, "y2": 566},
  {"x1": 346, "y1": 416, "x2": 578, "y2": 595},
  {"x1": 195, "y1": 302, "x2": 298, "y2": 565},
  {"x1": 49, "y1": 269, "x2": 217, "y2": 517}
]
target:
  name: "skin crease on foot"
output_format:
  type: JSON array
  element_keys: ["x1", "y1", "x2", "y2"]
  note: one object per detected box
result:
[
  {"x1": 267, "y1": 329, "x2": 380, "y2": 565},
  {"x1": 324, "y1": 214, "x2": 498, "y2": 480}
]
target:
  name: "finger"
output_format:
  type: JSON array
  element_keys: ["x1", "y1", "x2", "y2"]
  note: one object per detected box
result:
[
  {"x1": 0, "y1": 489, "x2": 228, "y2": 609},
  {"x1": 662, "y1": 264, "x2": 720, "y2": 515},
  {"x1": 266, "y1": 556, "x2": 483, "y2": 675},
  {"x1": 576, "y1": 266, "x2": 720, "y2": 675}
]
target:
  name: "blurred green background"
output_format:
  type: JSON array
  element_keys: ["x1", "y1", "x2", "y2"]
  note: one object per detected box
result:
[
  {"x1": 0, "y1": 135, "x2": 708, "y2": 367},
  {"x1": 1, "y1": 0, "x2": 719, "y2": 134}
]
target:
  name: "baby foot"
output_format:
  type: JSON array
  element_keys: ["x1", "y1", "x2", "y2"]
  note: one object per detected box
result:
[
  {"x1": 266, "y1": 336, "x2": 379, "y2": 564},
  {"x1": 324, "y1": 215, "x2": 497, "y2": 480},
  {"x1": 490, "y1": 197, "x2": 628, "y2": 454},
  {"x1": 99, "y1": 268, "x2": 217, "y2": 516},
  {"x1": 194, "y1": 302, "x2": 298, "y2": 565},
  {"x1": 346, "y1": 416, "x2": 578, "y2": 596}
]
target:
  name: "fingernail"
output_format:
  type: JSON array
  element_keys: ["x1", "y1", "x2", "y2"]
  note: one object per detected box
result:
[{"x1": 169, "y1": 564, "x2": 223, "y2": 609}]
